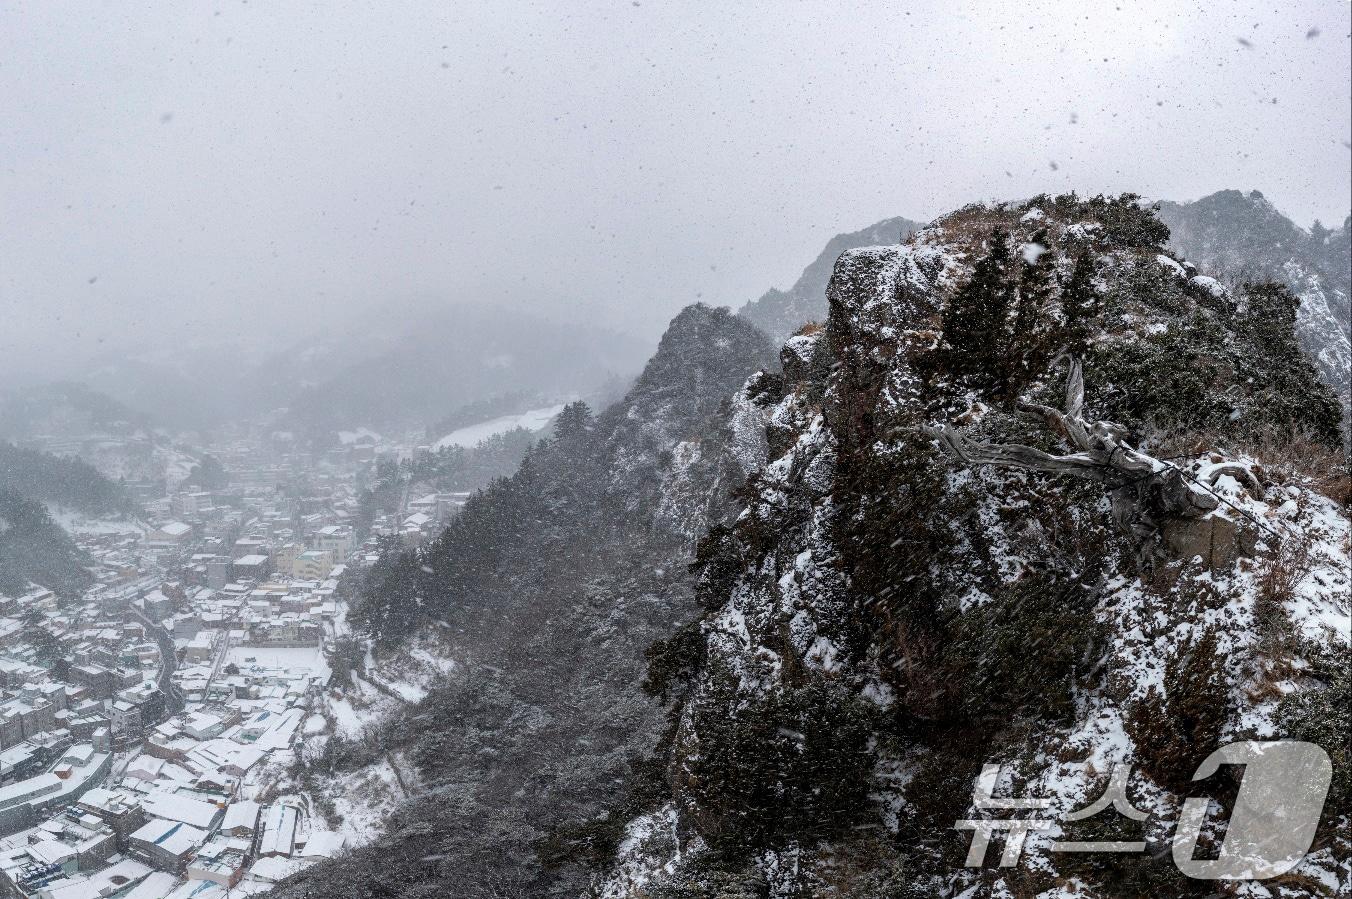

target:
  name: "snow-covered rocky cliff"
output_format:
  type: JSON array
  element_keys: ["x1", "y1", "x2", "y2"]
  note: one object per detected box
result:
[
  {"x1": 1158, "y1": 190, "x2": 1351, "y2": 428},
  {"x1": 601, "y1": 195, "x2": 1349, "y2": 898}
]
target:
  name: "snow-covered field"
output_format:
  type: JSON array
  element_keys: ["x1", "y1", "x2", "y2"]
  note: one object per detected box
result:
[
  {"x1": 46, "y1": 504, "x2": 145, "y2": 536},
  {"x1": 323, "y1": 756, "x2": 411, "y2": 847},
  {"x1": 227, "y1": 645, "x2": 331, "y2": 681},
  {"x1": 433, "y1": 404, "x2": 564, "y2": 449}
]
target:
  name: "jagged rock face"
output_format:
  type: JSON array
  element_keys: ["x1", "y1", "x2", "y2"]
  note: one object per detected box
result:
[
  {"x1": 602, "y1": 198, "x2": 1349, "y2": 897},
  {"x1": 1158, "y1": 190, "x2": 1351, "y2": 422},
  {"x1": 740, "y1": 193, "x2": 1351, "y2": 431},
  {"x1": 604, "y1": 303, "x2": 778, "y2": 536},
  {"x1": 738, "y1": 216, "x2": 924, "y2": 345},
  {"x1": 271, "y1": 305, "x2": 774, "y2": 899}
]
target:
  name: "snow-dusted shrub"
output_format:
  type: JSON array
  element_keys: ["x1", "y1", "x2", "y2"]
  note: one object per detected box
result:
[
  {"x1": 943, "y1": 572, "x2": 1104, "y2": 725},
  {"x1": 678, "y1": 672, "x2": 875, "y2": 854},
  {"x1": 1125, "y1": 626, "x2": 1230, "y2": 791},
  {"x1": 1276, "y1": 645, "x2": 1351, "y2": 812}
]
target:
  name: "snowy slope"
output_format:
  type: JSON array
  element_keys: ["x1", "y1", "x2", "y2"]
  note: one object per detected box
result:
[{"x1": 432, "y1": 404, "x2": 564, "y2": 449}]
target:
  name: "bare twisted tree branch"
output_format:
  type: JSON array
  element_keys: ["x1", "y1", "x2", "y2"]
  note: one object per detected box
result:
[{"x1": 925, "y1": 360, "x2": 1222, "y2": 545}]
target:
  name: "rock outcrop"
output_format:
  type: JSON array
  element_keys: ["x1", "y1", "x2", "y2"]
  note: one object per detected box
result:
[
  {"x1": 600, "y1": 195, "x2": 1349, "y2": 897},
  {"x1": 738, "y1": 216, "x2": 924, "y2": 345}
]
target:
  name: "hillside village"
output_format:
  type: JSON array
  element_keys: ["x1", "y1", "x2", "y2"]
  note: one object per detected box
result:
[{"x1": 0, "y1": 428, "x2": 475, "y2": 898}]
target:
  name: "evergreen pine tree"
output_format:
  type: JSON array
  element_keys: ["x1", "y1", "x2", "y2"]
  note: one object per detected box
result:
[
  {"x1": 941, "y1": 227, "x2": 1015, "y2": 387},
  {"x1": 1059, "y1": 250, "x2": 1100, "y2": 354},
  {"x1": 351, "y1": 535, "x2": 421, "y2": 647},
  {"x1": 553, "y1": 401, "x2": 594, "y2": 441},
  {"x1": 186, "y1": 454, "x2": 228, "y2": 490},
  {"x1": 1236, "y1": 281, "x2": 1344, "y2": 445},
  {"x1": 1003, "y1": 230, "x2": 1056, "y2": 399}
]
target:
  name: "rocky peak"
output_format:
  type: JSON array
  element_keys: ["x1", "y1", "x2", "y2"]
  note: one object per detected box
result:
[
  {"x1": 598, "y1": 195, "x2": 1349, "y2": 897},
  {"x1": 738, "y1": 216, "x2": 925, "y2": 344},
  {"x1": 614, "y1": 302, "x2": 775, "y2": 436}
]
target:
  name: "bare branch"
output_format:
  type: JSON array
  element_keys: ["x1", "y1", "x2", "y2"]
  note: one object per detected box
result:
[
  {"x1": 922, "y1": 425, "x2": 1117, "y2": 484},
  {"x1": 926, "y1": 361, "x2": 1222, "y2": 545},
  {"x1": 1064, "y1": 357, "x2": 1085, "y2": 420}
]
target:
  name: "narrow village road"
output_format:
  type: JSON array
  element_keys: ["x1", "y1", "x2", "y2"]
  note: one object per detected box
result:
[{"x1": 128, "y1": 603, "x2": 186, "y2": 715}]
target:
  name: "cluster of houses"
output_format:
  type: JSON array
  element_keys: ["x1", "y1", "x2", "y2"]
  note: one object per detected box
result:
[
  {"x1": 1, "y1": 516, "x2": 350, "y2": 895},
  {"x1": 0, "y1": 584, "x2": 340, "y2": 898},
  {"x1": 0, "y1": 590, "x2": 169, "y2": 762},
  {"x1": 0, "y1": 429, "x2": 491, "y2": 896},
  {"x1": 373, "y1": 491, "x2": 468, "y2": 549},
  {"x1": 146, "y1": 523, "x2": 355, "y2": 588},
  {"x1": 0, "y1": 735, "x2": 342, "y2": 896}
]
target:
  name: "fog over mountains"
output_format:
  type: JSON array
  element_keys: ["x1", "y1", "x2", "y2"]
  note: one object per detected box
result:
[
  {"x1": 1, "y1": 3, "x2": 1347, "y2": 897},
  {"x1": 1, "y1": 307, "x2": 645, "y2": 440},
  {"x1": 9, "y1": 190, "x2": 1344, "y2": 445},
  {"x1": 266, "y1": 193, "x2": 1351, "y2": 899}
]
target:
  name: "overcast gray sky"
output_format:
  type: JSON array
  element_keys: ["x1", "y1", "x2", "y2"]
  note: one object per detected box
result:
[{"x1": 3, "y1": 0, "x2": 1349, "y2": 375}]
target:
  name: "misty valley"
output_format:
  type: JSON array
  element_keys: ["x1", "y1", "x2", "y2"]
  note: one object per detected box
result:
[{"x1": 1, "y1": 4, "x2": 1349, "y2": 899}]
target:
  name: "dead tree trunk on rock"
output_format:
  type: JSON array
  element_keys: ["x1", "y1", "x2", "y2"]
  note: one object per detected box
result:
[{"x1": 925, "y1": 360, "x2": 1232, "y2": 557}]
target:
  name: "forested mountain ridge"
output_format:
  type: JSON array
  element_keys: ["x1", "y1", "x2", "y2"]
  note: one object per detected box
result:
[
  {"x1": 272, "y1": 304, "x2": 776, "y2": 898},
  {"x1": 592, "y1": 195, "x2": 1349, "y2": 896},
  {"x1": 0, "y1": 442, "x2": 125, "y2": 599},
  {"x1": 0, "y1": 380, "x2": 148, "y2": 439},
  {"x1": 1156, "y1": 190, "x2": 1351, "y2": 422},
  {"x1": 347, "y1": 302, "x2": 776, "y2": 646},
  {"x1": 0, "y1": 487, "x2": 93, "y2": 598},
  {"x1": 0, "y1": 442, "x2": 135, "y2": 515}
]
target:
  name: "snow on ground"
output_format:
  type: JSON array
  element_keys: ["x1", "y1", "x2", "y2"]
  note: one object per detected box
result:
[
  {"x1": 409, "y1": 646, "x2": 456, "y2": 676},
  {"x1": 338, "y1": 427, "x2": 382, "y2": 445},
  {"x1": 326, "y1": 673, "x2": 399, "y2": 739},
  {"x1": 599, "y1": 805, "x2": 686, "y2": 899},
  {"x1": 227, "y1": 645, "x2": 331, "y2": 682},
  {"x1": 46, "y1": 504, "x2": 145, "y2": 536},
  {"x1": 362, "y1": 632, "x2": 458, "y2": 705},
  {"x1": 433, "y1": 404, "x2": 564, "y2": 449},
  {"x1": 328, "y1": 601, "x2": 352, "y2": 639},
  {"x1": 377, "y1": 678, "x2": 427, "y2": 703},
  {"x1": 322, "y1": 757, "x2": 410, "y2": 848},
  {"x1": 326, "y1": 695, "x2": 368, "y2": 739}
]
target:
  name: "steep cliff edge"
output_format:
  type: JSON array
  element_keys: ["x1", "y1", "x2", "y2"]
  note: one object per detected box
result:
[
  {"x1": 271, "y1": 305, "x2": 776, "y2": 899},
  {"x1": 603, "y1": 196, "x2": 1349, "y2": 898}
]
